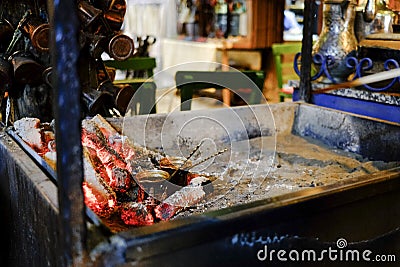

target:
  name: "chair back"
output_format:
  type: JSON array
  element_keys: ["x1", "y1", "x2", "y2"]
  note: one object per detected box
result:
[
  {"x1": 271, "y1": 42, "x2": 302, "y2": 91},
  {"x1": 103, "y1": 57, "x2": 156, "y2": 77},
  {"x1": 127, "y1": 82, "x2": 157, "y2": 115},
  {"x1": 175, "y1": 70, "x2": 265, "y2": 111},
  {"x1": 103, "y1": 57, "x2": 157, "y2": 114}
]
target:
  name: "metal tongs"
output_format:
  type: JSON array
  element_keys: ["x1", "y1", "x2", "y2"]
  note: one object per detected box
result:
[{"x1": 169, "y1": 140, "x2": 228, "y2": 181}]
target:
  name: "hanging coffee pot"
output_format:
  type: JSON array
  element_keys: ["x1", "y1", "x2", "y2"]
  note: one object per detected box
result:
[
  {"x1": 20, "y1": 15, "x2": 50, "y2": 52},
  {"x1": 9, "y1": 51, "x2": 45, "y2": 85},
  {"x1": 312, "y1": 0, "x2": 358, "y2": 83},
  {"x1": 106, "y1": 34, "x2": 135, "y2": 61},
  {"x1": 82, "y1": 87, "x2": 114, "y2": 116},
  {"x1": 42, "y1": 66, "x2": 53, "y2": 87},
  {"x1": 88, "y1": 33, "x2": 134, "y2": 60},
  {"x1": 78, "y1": 0, "x2": 104, "y2": 29},
  {"x1": 97, "y1": 80, "x2": 134, "y2": 113},
  {"x1": 103, "y1": 9, "x2": 125, "y2": 31}
]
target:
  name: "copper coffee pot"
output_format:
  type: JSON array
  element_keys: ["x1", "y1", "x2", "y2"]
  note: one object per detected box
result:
[
  {"x1": 86, "y1": 34, "x2": 135, "y2": 61},
  {"x1": 9, "y1": 51, "x2": 45, "y2": 85},
  {"x1": 107, "y1": 34, "x2": 135, "y2": 61},
  {"x1": 97, "y1": 80, "x2": 134, "y2": 113},
  {"x1": 88, "y1": 33, "x2": 134, "y2": 60},
  {"x1": 78, "y1": 0, "x2": 104, "y2": 29},
  {"x1": 104, "y1": 10, "x2": 124, "y2": 31},
  {"x1": 82, "y1": 88, "x2": 114, "y2": 116},
  {"x1": 93, "y1": 0, "x2": 127, "y2": 30},
  {"x1": 20, "y1": 15, "x2": 50, "y2": 52},
  {"x1": 94, "y1": 0, "x2": 126, "y2": 13}
]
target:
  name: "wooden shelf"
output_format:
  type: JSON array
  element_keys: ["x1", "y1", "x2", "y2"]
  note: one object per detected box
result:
[
  {"x1": 361, "y1": 38, "x2": 400, "y2": 50},
  {"x1": 232, "y1": 0, "x2": 285, "y2": 49}
]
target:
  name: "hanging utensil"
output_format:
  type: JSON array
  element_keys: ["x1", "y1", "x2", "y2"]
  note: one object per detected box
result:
[{"x1": 20, "y1": 15, "x2": 50, "y2": 52}]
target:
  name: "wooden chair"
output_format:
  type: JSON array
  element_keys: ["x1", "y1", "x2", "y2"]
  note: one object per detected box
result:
[
  {"x1": 103, "y1": 57, "x2": 157, "y2": 114},
  {"x1": 271, "y1": 42, "x2": 302, "y2": 102},
  {"x1": 175, "y1": 70, "x2": 265, "y2": 111}
]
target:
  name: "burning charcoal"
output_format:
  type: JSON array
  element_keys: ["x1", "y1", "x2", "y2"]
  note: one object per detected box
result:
[
  {"x1": 85, "y1": 145, "x2": 133, "y2": 194},
  {"x1": 82, "y1": 119, "x2": 134, "y2": 192},
  {"x1": 89, "y1": 115, "x2": 160, "y2": 176},
  {"x1": 47, "y1": 140, "x2": 56, "y2": 152},
  {"x1": 83, "y1": 147, "x2": 118, "y2": 196},
  {"x1": 82, "y1": 181, "x2": 117, "y2": 218},
  {"x1": 120, "y1": 202, "x2": 154, "y2": 226},
  {"x1": 86, "y1": 147, "x2": 110, "y2": 181},
  {"x1": 82, "y1": 119, "x2": 135, "y2": 165},
  {"x1": 40, "y1": 121, "x2": 54, "y2": 131},
  {"x1": 82, "y1": 147, "x2": 117, "y2": 218},
  {"x1": 90, "y1": 114, "x2": 151, "y2": 161},
  {"x1": 91, "y1": 115, "x2": 152, "y2": 159},
  {"x1": 154, "y1": 184, "x2": 206, "y2": 221},
  {"x1": 43, "y1": 140, "x2": 57, "y2": 170},
  {"x1": 136, "y1": 186, "x2": 146, "y2": 203},
  {"x1": 116, "y1": 186, "x2": 141, "y2": 203},
  {"x1": 13, "y1": 117, "x2": 44, "y2": 151}
]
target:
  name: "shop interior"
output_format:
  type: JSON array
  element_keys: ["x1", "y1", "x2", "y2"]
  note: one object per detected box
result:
[{"x1": 119, "y1": 0, "x2": 313, "y2": 107}]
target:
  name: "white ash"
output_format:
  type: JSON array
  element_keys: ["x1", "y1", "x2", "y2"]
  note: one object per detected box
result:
[{"x1": 173, "y1": 134, "x2": 400, "y2": 218}]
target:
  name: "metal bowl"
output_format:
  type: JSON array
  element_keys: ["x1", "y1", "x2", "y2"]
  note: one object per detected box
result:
[{"x1": 135, "y1": 169, "x2": 171, "y2": 184}]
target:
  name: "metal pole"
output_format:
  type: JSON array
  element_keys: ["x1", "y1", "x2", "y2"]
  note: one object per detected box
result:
[
  {"x1": 299, "y1": 0, "x2": 316, "y2": 102},
  {"x1": 47, "y1": 0, "x2": 87, "y2": 266}
]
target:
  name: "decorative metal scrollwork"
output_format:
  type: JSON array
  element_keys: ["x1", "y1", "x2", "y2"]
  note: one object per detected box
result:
[
  {"x1": 294, "y1": 52, "x2": 346, "y2": 83},
  {"x1": 346, "y1": 57, "x2": 399, "y2": 92},
  {"x1": 294, "y1": 53, "x2": 400, "y2": 92}
]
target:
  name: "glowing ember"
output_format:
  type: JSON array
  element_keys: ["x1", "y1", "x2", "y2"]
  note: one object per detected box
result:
[
  {"x1": 82, "y1": 182, "x2": 116, "y2": 218},
  {"x1": 13, "y1": 115, "x2": 212, "y2": 230}
]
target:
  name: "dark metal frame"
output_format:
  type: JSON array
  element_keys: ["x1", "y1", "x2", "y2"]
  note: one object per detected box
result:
[
  {"x1": 298, "y1": 0, "x2": 315, "y2": 102},
  {"x1": 47, "y1": 0, "x2": 87, "y2": 265}
]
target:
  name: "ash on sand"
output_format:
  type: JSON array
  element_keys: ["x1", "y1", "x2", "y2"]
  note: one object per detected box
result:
[{"x1": 173, "y1": 134, "x2": 399, "y2": 218}]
